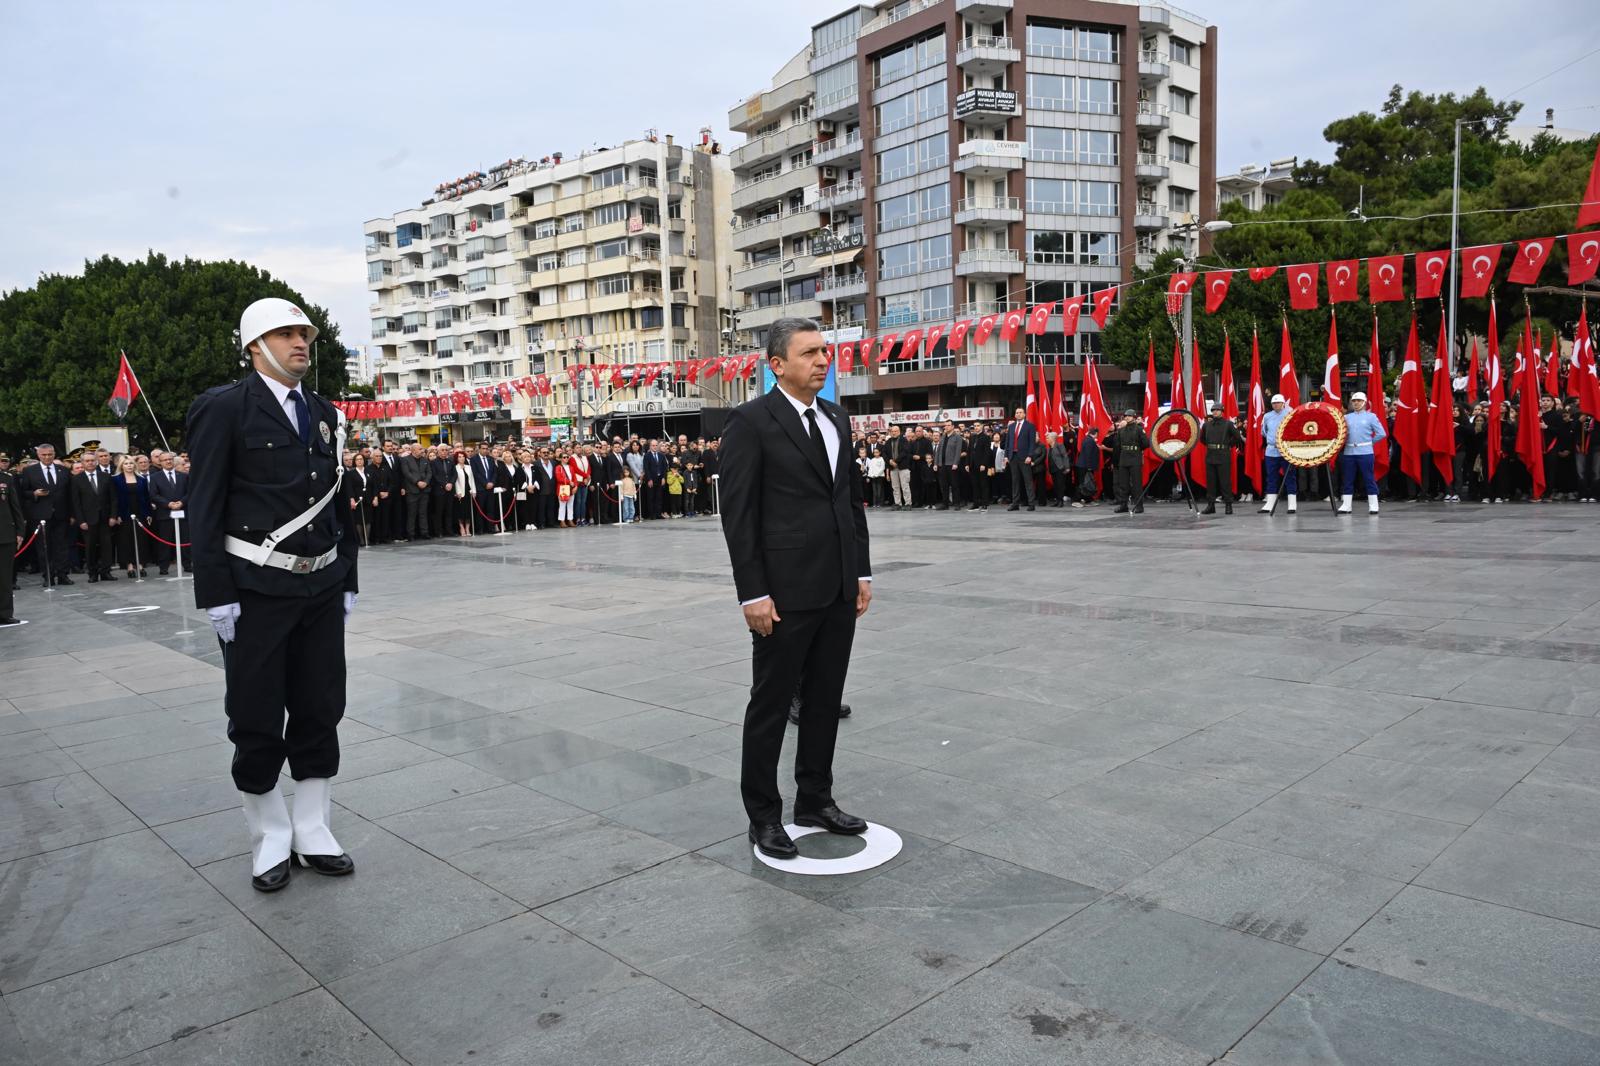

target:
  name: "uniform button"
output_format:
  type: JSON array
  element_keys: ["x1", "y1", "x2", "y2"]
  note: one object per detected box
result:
[
  {"x1": 310, "y1": 471, "x2": 318, "y2": 481},
  {"x1": 306, "y1": 524, "x2": 314, "y2": 531},
  {"x1": 267, "y1": 443, "x2": 274, "y2": 449}
]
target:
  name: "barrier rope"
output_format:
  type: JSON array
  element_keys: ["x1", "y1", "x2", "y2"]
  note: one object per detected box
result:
[
  {"x1": 13, "y1": 527, "x2": 38, "y2": 558},
  {"x1": 138, "y1": 522, "x2": 192, "y2": 548},
  {"x1": 471, "y1": 493, "x2": 513, "y2": 524}
]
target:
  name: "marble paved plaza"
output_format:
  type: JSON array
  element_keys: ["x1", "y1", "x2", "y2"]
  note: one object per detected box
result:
[{"x1": 2, "y1": 502, "x2": 1598, "y2": 1065}]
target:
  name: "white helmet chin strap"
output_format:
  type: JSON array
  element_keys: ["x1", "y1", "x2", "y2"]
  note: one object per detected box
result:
[{"x1": 251, "y1": 336, "x2": 309, "y2": 381}]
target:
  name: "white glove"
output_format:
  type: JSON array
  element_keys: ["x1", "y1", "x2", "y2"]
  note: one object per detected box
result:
[
  {"x1": 207, "y1": 603, "x2": 241, "y2": 643},
  {"x1": 343, "y1": 591, "x2": 357, "y2": 621}
]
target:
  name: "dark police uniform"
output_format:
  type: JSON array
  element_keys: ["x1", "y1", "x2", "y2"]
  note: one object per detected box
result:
[
  {"x1": 1201, "y1": 415, "x2": 1244, "y2": 513},
  {"x1": 1109, "y1": 421, "x2": 1151, "y2": 511},
  {"x1": 0, "y1": 470, "x2": 25, "y2": 620},
  {"x1": 186, "y1": 373, "x2": 358, "y2": 794}
]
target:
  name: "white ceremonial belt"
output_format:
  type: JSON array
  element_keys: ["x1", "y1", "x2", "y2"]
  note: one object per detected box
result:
[
  {"x1": 1346, "y1": 442, "x2": 1374, "y2": 451},
  {"x1": 224, "y1": 538, "x2": 338, "y2": 573}
]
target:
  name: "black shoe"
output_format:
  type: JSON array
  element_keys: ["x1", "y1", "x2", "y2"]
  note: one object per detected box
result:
[
  {"x1": 87, "y1": 574, "x2": 98, "y2": 583},
  {"x1": 793, "y1": 804, "x2": 867, "y2": 835},
  {"x1": 138, "y1": 568, "x2": 147, "y2": 578},
  {"x1": 1006, "y1": 505, "x2": 1019, "y2": 511},
  {"x1": 252, "y1": 858, "x2": 291, "y2": 892},
  {"x1": 1113, "y1": 505, "x2": 1129, "y2": 514},
  {"x1": 0, "y1": 617, "x2": 23, "y2": 627},
  {"x1": 749, "y1": 823, "x2": 798, "y2": 859},
  {"x1": 101, "y1": 572, "x2": 117, "y2": 581},
  {"x1": 56, "y1": 576, "x2": 74, "y2": 586},
  {"x1": 1026, "y1": 505, "x2": 1035, "y2": 511},
  {"x1": 787, "y1": 695, "x2": 802, "y2": 726},
  {"x1": 1133, "y1": 505, "x2": 1144, "y2": 514},
  {"x1": 1201, "y1": 506, "x2": 1216, "y2": 514},
  {"x1": 159, "y1": 567, "x2": 169, "y2": 576},
  {"x1": 1225, "y1": 506, "x2": 1234, "y2": 514},
  {"x1": 292, "y1": 851, "x2": 355, "y2": 876},
  {"x1": 838, "y1": 703, "x2": 852, "y2": 719}
]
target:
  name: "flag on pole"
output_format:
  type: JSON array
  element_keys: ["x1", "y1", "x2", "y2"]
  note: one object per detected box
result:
[
  {"x1": 1486, "y1": 301, "x2": 1504, "y2": 482},
  {"x1": 1577, "y1": 137, "x2": 1600, "y2": 229},
  {"x1": 1465, "y1": 337, "x2": 1481, "y2": 405},
  {"x1": 1080, "y1": 357, "x2": 1111, "y2": 437},
  {"x1": 1394, "y1": 313, "x2": 1426, "y2": 486},
  {"x1": 1169, "y1": 340, "x2": 1185, "y2": 410},
  {"x1": 1278, "y1": 317, "x2": 1301, "y2": 405},
  {"x1": 1516, "y1": 305, "x2": 1547, "y2": 499},
  {"x1": 1323, "y1": 313, "x2": 1342, "y2": 406},
  {"x1": 1142, "y1": 339, "x2": 1162, "y2": 481},
  {"x1": 1050, "y1": 359, "x2": 1065, "y2": 436},
  {"x1": 1571, "y1": 303, "x2": 1600, "y2": 418},
  {"x1": 1544, "y1": 334, "x2": 1562, "y2": 398},
  {"x1": 108, "y1": 351, "x2": 141, "y2": 420},
  {"x1": 1189, "y1": 355, "x2": 1207, "y2": 488},
  {"x1": 1367, "y1": 317, "x2": 1390, "y2": 480},
  {"x1": 1024, "y1": 360, "x2": 1040, "y2": 434},
  {"x1": 1246, "y1": 329, "x2": 1265, "y2": 491},
  {"x1": 1428, "y1": 313, "x2": 1457, "y2": 484},
  {"x1": 1220, "y1": 333, "x2": 1239, "y2": 419}
]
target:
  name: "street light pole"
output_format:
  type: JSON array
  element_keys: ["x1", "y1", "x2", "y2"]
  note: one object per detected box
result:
[{"x1": 1447, "y1": 118, "x2": 1465, "y2": 372}]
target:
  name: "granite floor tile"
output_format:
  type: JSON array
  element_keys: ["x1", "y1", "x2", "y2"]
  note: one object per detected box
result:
[
  {"x1": 955, "y1": 800, "x2": 1201, "y2": 891},
  {"x1": 1136, "y1": 723, "x2": 1339, "y2": 789},
  {"x1": 1051, "y1": 760, "x2": 1276, "y2": 835},
  {"x1": 455, "y1": 729, "x2": 625, "y2": 783},
  {"x1": 332, "y1": 756, "x2": 507, "y2": 820},
  {"x1": 1213, "y1": 791, "x2": 1465, "y2": 881},
  {"x1": 0, "y1": 772, "x2": 143, "y2": 864},
  {"x1": 396, "y1": 711, "x2": 554, "y2": 756},
  {"x1": 105, "y1": 988, "x2": 407, "y2": 1066},
  {"x1": 1287, "y1": 753, "x2": 1523, "y2": 825},
  {"x1": 376, "y1": 783, "x2": 585, "y2": 859},
  {"x1": 449, "y1": 813, "x2": 684, "y2": 908},
  {"x1": 524, "y1": 749, "x2": 711, "y2": 812},
  {"x1": 1415, "y1": 824, "x2": 1600, "y2": 927}
]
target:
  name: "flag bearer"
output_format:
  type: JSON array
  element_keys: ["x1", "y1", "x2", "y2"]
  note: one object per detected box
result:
[
  {"x1": 1338, "y1": 391, "x2": 1387, "y2": 515},
  {"x1": 187, "y1": 298, "x2": 359, "y2": 892}
]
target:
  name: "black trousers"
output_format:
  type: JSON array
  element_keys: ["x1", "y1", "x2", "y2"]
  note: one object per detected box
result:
[
  {"x1": 82, "y1": 520, "x2": 114, "y2": 575},
  {"x1": 1009, "y1": 460, "x2": 1036, "y2": 506},
  {"x1": 1206, "y1": 461, "x2": 1234, "y2": 507},
  {"x1": 741, "y1": 593, "x2": 856, "y2": 826},
  {"x1": 0, "y1": 536, "x2": 14, "y2": 618},
  {"x1": 538, "y1": 493, "x2": 557, "y2": 529},
  {"x1": 937, "y1": 467, "x2": 960, "y2": 507},
  {"x1": 405, "y1": 491, "x2": 429, "y2": 539},
  {"x1": 150, "y1": 516, "x2": 175, "y2": 567},
  {"x1": 429, "y1": 491, "x2": 451, "y2": 538},
  {"x1": 970, "y1": 469, "x2": 991, "y2": 507},
  {"x1": 1113, "y1": 465, "x2": 1138, "y2": 506},
  {"x1": 33, "y1": 517, "x2": 68, "y2": 580},
  {"x1": 222, "y1": 584, "x2": 346, "y2": 794}
]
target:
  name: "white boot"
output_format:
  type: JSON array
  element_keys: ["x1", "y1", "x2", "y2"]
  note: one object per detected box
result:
[
  {"x1": 1337, "y1": 496, "x2": 1352, "y2": 514},
  {"x1": 1259, "y1": 493, "x2": 1277, "y2": 514},
  {"x1": 290, "y1": 777, "x2": 343, "y2": 857},
  {"x1": 241, "y1": 788, "x2": 293, "y2": 877},
  {"x1": 1369, "y1": 498, "x2": 1380, "y2": 515},
  {"x1": 1286, "y1": 494, "x2": 1298, "y2": 514}
]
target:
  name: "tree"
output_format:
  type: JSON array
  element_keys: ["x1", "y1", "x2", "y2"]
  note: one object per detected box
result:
[{"x1": 0, "y1": 254, "x2": 348, "y2": 456}]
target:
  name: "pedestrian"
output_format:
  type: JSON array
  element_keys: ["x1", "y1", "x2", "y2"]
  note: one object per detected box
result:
[
  {"x1": 0, "y1": 459, "x2": 25, "y2": 624},
  {"x1": 1045, "y1": 432, "x2": 1071, "y2": 507},
  {"x1": 186, "y1": 297, "x2": 358, "y2": 893},
  {"x1": 111, "y1": 455, "x2": 152, "y2": 576},
  {"x1": 71, "y1": 451, "x2": 118, "y2": 582}
]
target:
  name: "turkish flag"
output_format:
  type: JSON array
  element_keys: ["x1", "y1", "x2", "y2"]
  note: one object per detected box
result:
[
  {"x1": 1415, "y1": 249, "x2": 1449, "y2": 299},
  {"x1": 1544, "y1": 333, "x2": 1561, "y2": 399},
  {"x1": 1393, "y1": 315, "x2": 1426, "y2": 485},
  {"x1": 1248, "y1": 265, "x2": 1278, "y2": 283},
  {"x1": 1368, "y1": 316, "x2": 1390, "y2": 480},
  {"x1": 1278, "y1": 318, "x2": 1301, "y2": 405},
  {"x1": 1024, "y1": 302, "x2": 1055, "y2": 336},
  {"x1": 1286, "y1": 263, "x2": 1319, "y2": 310},
  {"x1": 1327, "y1": 259, "x2": 1359, "y2": 304},
  {"x1": 1246, "y1": 331, "x2": 1265, "y2": 490},
  {"x1": 1570, "y1": 232, "x2": 1600, "y2": 285},
  {"x1": 1368, "y1": 255, "x2": 1404, "y2": 303},
  {"x1": 1506, "y1": 237, "x2": 1552, "y2": 285},
  {"x1": 947, "y1": 319, "x2": 973, "y2": 349},
  {"x1": 1190, "y1": 364, "x2": 1208, "y2": 486},
  {"x1": 1465, "y1": 338, "x2": 1480, "y2": 405},
  {"x1": 973, "y1": 314, "x2": 999, "y2": 345},
  {"x1": 1578, "y1": 138, "x2": 1600, "y2": 229},
  {"x1": 1079, "y1": 358, "x2": 1111, "y2": 437},
  {"x1": 1572, "y1": 304, "x2": 1600, "y2": 419},
  {"x1": 837, "y1": 342, "x2": 854, "y2": 373},
  {"x1": 859, "y1": 336, "x2": 877, "y2": 365},
  {"x1": 1203, "y1": 271, "x2": 1231, "y2": 314},
  {"x1": 898, "y1": 328, "x2": 923, "y2": 360},
  {"x1": 1220, "y1": 334, "x2": 1239, "y2": 419},
  {"x1": 1060, "y1": 295, "x2": 1084, "y2": 336},
  {"x1": 1486, "y1": 302, "x2": 1503, "y2": 481},
  {"x1": 1323, "y1": 313, "x2": 1341, "y2": 406},
  {"x1": 1142, "y1": 340, "x2": 1161, "y2": 480},
  {"x1": 1169, "y1": 339, "x2": 1185, "y2": 410},
  {"x1": 1166, "y1": 272, "x2": 1198, "y2": 314},
  {"x1": 1515, "y1": 307, "x2": 1546, "y2": 498},
  {"x1": 107, "y1": 350, "x2": 140, "y2": 419},
  {"x1": 924, "y1": 322, "x2": 947, "y2": 355},
  {"x1": 877, "y1": 332, "x2": 899, "y2": 361},
  {"x1": 999, "y1": 308, "x2": 1027, "y2": 342},
  {"x1": 1428, "y1": 314, "x2": 1457, "y2": 483},
  {"x1": 1090, "y1": 288, "x2": 1116, "y2": 328},
  {"x1": 1459, "y1": 243, "x2": 1502, "y2": 298}
]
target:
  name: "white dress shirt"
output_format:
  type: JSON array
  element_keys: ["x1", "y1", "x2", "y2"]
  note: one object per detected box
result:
[{"x1": 256, "y1": 372, "x2": 308, "y2": 433}]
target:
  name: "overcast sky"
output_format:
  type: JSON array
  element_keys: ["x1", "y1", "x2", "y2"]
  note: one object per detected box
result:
[{"x1": 2, "y1": 0, "x2": 1594, "y2": 350}]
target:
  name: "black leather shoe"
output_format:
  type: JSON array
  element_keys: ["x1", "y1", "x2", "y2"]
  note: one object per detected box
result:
[
  {"x1": 87, "y1": 575, "x2": 98, "y2": 583},
  {"x1": 1006, "y1": 504, "x2": 1019, "y2": 511},
  {"x1": 1225, "y1": 505, "x2": 1234, "y2": 514},
  {"x1": 1113, "y1": 505, "x2": 1129, "y2": 514},
  {"x1": 159, "y1": 567, "x2": 169, "y2": 576},
  {"x1": 0, "y1": 617, "x2": 23, "y2": 627},
  {"x1": 838, "y1": 703, "x2": 852, "y2": 719},
  {"x1": 252, "y1": 859, "x2": 290, "y2": 892},
  {"x1": 292, "y1": 851, "x2": 355, "y2": 876},
  {"x1": 749, "y1": 823, "x2": 798, "y2": 859},
  {"x1": 1133, "y1": 505, "x2": 1144, "y2": 514},
  {"x1": 101, "y1": 572, "x2": 117, "y2": 581},
  {"x1": 55, "y1": 576, "x2": 74, "y2": 586},
  {"x1": 794, "y1": 804, "x2": 867, "y2": 835}
]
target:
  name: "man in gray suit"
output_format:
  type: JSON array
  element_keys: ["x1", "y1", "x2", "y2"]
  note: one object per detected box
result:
[
  {"x1": 934, "y1": 419, "x2": 965, "y2": 510},
  {"x1": 398, "y1": 443, "x2": 432, "y2": 541}
]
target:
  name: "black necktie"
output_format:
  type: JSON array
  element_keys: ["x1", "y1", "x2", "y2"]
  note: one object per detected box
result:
[
  {"x1": 288, "y1": 391, "x2": 310, "y2": 445},
  {"x1": 804, "y1": 409, "x2": 831, "y2": 479},
  {"x1": 46, "y1": 466, "x2": 54, "y2": 487}
]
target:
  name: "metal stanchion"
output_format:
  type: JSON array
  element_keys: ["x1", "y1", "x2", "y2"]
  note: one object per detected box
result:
[
  {"x1": 493, "y1": 487, "x2": 511, "y2": 535},
  {"x1": 616, "y1": 482, "x2": 625, "y2": 528},
  {"x1": 711, "y1": 474, "x2": 720, "y2": 529},
  {"x1": 37, "y1": 521, "x2": 54, "y2": 592},
  {"x1": 130, "y1": 516, "x2": 144, "y2": 583},
  {"x1": 169, "y1": 513, "x2": 191, "y2": 581}
]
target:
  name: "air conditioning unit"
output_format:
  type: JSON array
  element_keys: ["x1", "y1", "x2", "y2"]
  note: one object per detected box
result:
[
  {"x1": 821, "y1": 166, "x2": 838, "y2": 180},
  {"x1": 681, "y1": 173, "x2": 694, "y2": 186},
  {"x1": 818, "y1": 120, "x2": 836, "y2": 135}
]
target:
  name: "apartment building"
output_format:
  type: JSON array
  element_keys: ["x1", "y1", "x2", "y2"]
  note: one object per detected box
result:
[
  {"x1": 1217, "y1": 156, "x2": 1297, "y2": 211},
  {"x1": 728, "y1": 0, "x2": 1216, "y2": 420},
  {"x1": 362, "y1": 136, "x2": 734, "y2": 446}
]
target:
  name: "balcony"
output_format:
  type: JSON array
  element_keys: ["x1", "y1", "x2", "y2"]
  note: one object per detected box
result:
[
  {"x1": 813, "y1": 130, "x2": 863, "y2": 166},
  {"x1": 731, "y1": 206, "x2": 823, "y2": 252},
  {"x1": 956, "y1": 0, "x2": 1012, "y2": 17},
  {"x1": 1133, "y1": 203, "x2": 1168, "y2": 230},
  {"x1": 1136, "y1": 102, "x2": 1171, "y2": 130},
  {"x1": 1135, "y1": 153, "x2": 1170, "y2": 183},
  {"x1": 732, "y1": 120, "x2": 816, "y2": 169},
  {"x1": 729, "y1": 71, "x2": 815, "y2": 133},
  {"x1": 817, "y1": 179, "x2": 865, "y2": 211},
  {"x1": 954, "y1": 139, "x2": 1025, "y2": 176},
  {"x1": 739, "y1": 299, "x2": 823, "y2": 331},
  {"x1": 955, "y1": 195, "x2": 1023, "y2": 227},
  {"x1": 1138, "y1": 50, "x2": 1171, "y2": 82},
  {"x1": 955, "y1": 247, "x2": 1024, "y2": 278},
  {"x1": 816, "y1": 271, "x2": 868, "y2": 300},
  {"x1": 814, "y1": 84, "x2": 860, "y2": 122},
  {"x1": 1135, "y1": 250, "x2": 1156, "y2": 270},
  {"x1": 732, "y1": 165, "x2": 816, "y2": 213},
  {"x1": 956, "y1": 301, "x2": 1018, "y2": 318},
  {"x1": 1140, "y1": 5, "x2": 1172, "y2": 29},
  {"x1": 860, "y1": 0, "x2": 941, "y2": 37},
  {"x1": 953, "y1": 88, "x2": 1020, "y2": 127},
  {"x1": 955, "y1": 35, "x2": 1020, "y2": 73}
]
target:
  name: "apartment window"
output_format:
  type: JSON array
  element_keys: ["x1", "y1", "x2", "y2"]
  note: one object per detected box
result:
[
  {"x1": 562, "y1": 247, "x2": 587, "y2": 267},
  {"x1": 560, "y1": 178, "x2": 584, "y2": 197},
  {"x1": 875, "y1": 39, "x2": 915, "y2": 87},
  {"x1": 879, "y1": 242, "x2": 917, "y2": 280},
  {"x1": 813, "y1": 9, "x2": 862, "y2": 54},
  {"x1": 1169, "y1": 186, "x2": 1195, "y2": 213},
  {"x1": 591, "y1": 202, "x2": 627, "y2": 227},
  {"x1": 786, "y1": 276, "x2": 816, "y2": 302},
  {"x1": 1080, "y1": 181, "x2": 1118, "y2": 216},
  {"x1": 1025, "y1": 21, "x2": 1072, "y2": 59},
  {"x1": 878, "y1": 190, "x2": 918, "y2": 231},
  {"x1": 1169, "y1": 39, "x2": 1192, "y2": 65},
  {"x1": 879, "y1": 291, "x2": 918, "y2": 326},
  {"x1": 435, "y1": 335, "x2": 456, "y2": 353},
  {"x1": 595, "y1": 238, "x2": 628, "y2": 260},
  {"x1": 534, "y1": 219, "x2": 558, "y2": 238},
  {"x1": 593, "y1": 166, "x2": 627, "y2": 189},
  {"x1": 1080, "y1": 232, "x2": 1119, "y2": 266},
  {"x1": 920, "y1": 183, "x2": 949, "y2": 222},
  {"x1": 366, "y1": 261, "x2": 389, "y2": 283},
  {"x1": 466, "y1": 268, "x2": 491, "y2": 292},
  {"x1": 916, "y1": 81, "x2": 947, "y2": 124},
  {"x1": 1169, "y1": 137, "x2": 1194, "y2": 164},
  {"x1": 1027, "y1": 280, "x2": 1068, "y2": 304},
  {"x1": 1026, "y1": 73, "x2": 1073, "y2": 112},
  {"x1": 1079, "y1": 78, "x2": 1119, "y2": 115},
  {"x1": 1026, "y1": 177, "x2": 1074, "y2": 214},
  {"x1": 531, "y1": 185, "x2": 554, "y2": 205},
  {"x1": 788, "y1": 148, "x2": 813, "y2": 170},
  {"x1": 1079, "y1": 130, "x2": 1118, "y2": 165},
  {"x1": 433, "y1": 312, "x2": 454, "y2": 329},
  {"x1": 370, "y1": 317, "x2": 389, "y2": 337},
  {"x1": 1027, "y1": 230, "x2": 1072, "y2": 264},
  {"x1": 753, "y1": 288, "x2": 783, "y2": 308},
  {"x1": 1027, "y1": 126, "x2": 1073, "y2": 163},
  {"x1": 876, "y1": 90, "x2": 915, "y2": 135},
  {"x1": 1077, "y1": 27, "x2": 1118, "y2": 63},
  {"x1": 595, "y1": 275, "x2": 630, "y2": 296},
  {"x1": 921, "y1": 284, "x2": 952, "y2": 320},
  {"x1": 561, "y1": 214, "x2": 585, "y2": 233},
  {"x1": 919, "y1": 233, "x2": 952, "y2": 271},
  {"x1": 536, "y1": 254, "x2": 559, "y2": 272},
  {"x1": 877, "y1": 142, "x2": 917, "y2": 183},
  {"x1": 564, "y1": 281, "x2": 587, "y2": 301},
  {"x1": 1169, "y1": 87, "x2": 1195, "y2": 116},
  {"x1": 815, "y1": 59, "x2": 856, "y2": 104}
]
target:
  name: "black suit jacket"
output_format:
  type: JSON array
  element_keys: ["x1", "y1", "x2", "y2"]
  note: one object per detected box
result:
[
  {"x1": 150, "y1": 468, "x2": 188, "y2": 514},
  {"x1": 15, "y1": 462, "x2": 72, "y2": 524},
  {"x1": 718, "y1": 387, "x2": 870, "y2": 612},
  {"x1": 71, "y1": 469, "x2": 116, "y2": 525},
  {"x1": 0, "y1": 471, "x2": 25, "y2": 542},
  {"x1": 185, "y1": 374, "x2": 357, "y2": 608},
  {"x1": 429, "y1": 457, "x2": 454, "y2": 495}
]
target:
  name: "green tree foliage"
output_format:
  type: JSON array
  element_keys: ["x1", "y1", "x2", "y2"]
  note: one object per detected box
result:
[
  {"x1": 1103, "y1": 86, "x2": 1598, "y2": 386},
  {"x1": 0, "y1": 254, "x2": 348, "y2": 456}
]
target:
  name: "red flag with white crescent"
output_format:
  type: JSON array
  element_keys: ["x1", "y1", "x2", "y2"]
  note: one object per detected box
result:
[
  {"x1": 1278, "y1": 317, "x2": 1301, "y2": 405},
  {"x1": 1459, "y1": 243, "x2": 1502, "y2": 298},
  {"x1": 947, "y1": 320, "x2": 973, "y2": 349},
  {"x1": 1220, "y1": 334, "x2": 1239, "y2": 419},
  {"x1": 1090, "y1": 287, "x2": 1116, "y2": 328},
  {"x1": 1142, "y1": 340, "x2": 1161, "y2": 479},
  {"x1": 1165, "y1": 272, "x2": 1197, "y2": 314},
  {"x1": 1326, "y1": 260, "x2": 1359, "y2": 304},
  {"x1": 1323, "y1": 313, "x2": 1342, "y2": 406},
  {"x1": 1568, "y1": 232, "x2": 1600, "y2": 285},
  {"x1": 1246, "y1": 330, "x2": 1265, "y2": 490},
  {"x1": 859, "y1": 336, "x2": 877, "y2": 366},
  {"x1": 1367, "y1": 255, "x2": 1404, "y2": 302},
  {"x1": 1248, "y1": 265, "x2": 1278, "y2": 283},
  {"x1": 1394, "y1": 314, "x2": 1426, "y2": 484},
  {"x1": 1572, "y1": 303, "x2": 1600, "y2": 418},
  {"x1": 1060, "y1": 295, "x2": 1084, "y2": 336},
  {"x1": 1079, "y1": 358, "x2": 1111, "y2": 437},
  {"x1": 1169, "y1": 339, "x2": 1185, "y2": 410},
  {"x1": 107, "y1": 350, "x2": 141, "y2": 419},
  {"x1": 1203, "y1": 271, "x2": 1230, "y2": 314},
  {"x1": 837, "y1": 342, "x2": 854, "y2": 374},
  {"x1": 1024, "y1": 302, "x2": 1055, "y2": 336},
  {"x1": 1506, "y1": 237, "x2": 1552, "y2": 285},
  {"x1": 1415, "y1": 249, "x2": 1449, "y2": 299},
  {"x1": 1368, "y1": 317, "x2": 1390, "y2": 480},
  {"x1": 876, "y1": 332, "x2": 899, "y2": 362},
  {"x1": 973, "y1": 315, "x2": 998, "y2": 345},
  {"x1": 924, "y1": 323, "x2": 946, "y2": 355},
  {"x1": 898, "y1": 328, "x2": 923, "y2": 360},
  {"x1": 1578, "y1": 138, "x2": 1600, "y2": 229},
  {"x1": 999, "y1": 308, "x2": 1027, "y2": 343},
  {"x1": 1465, "y1": 339, "x2": 1480, "y2": 405},
  {"x1": 1286, "y1": 263, "x2": 1320, "y2": 310}
]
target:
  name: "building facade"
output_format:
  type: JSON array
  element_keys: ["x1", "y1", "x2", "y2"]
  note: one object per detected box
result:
[
  {"x1": 343, "y1": 345, "x2": 377, "y2": 386},
  {"x1": 362, "y1": 136, "x2": 735, "y2": 446},
  {"x1": 1216, "y1": 156, "x2": 1296, "y2": 212},
  {"x1": 728, "y1": 0, "x2": 1216, "y2": 420}
]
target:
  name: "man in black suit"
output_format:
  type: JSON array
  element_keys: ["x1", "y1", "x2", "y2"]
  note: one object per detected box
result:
[
  {"x1": 1002, "y1": 407, "x2": 1040, "y2": 511},
  {"x1": 642, "y1": 440, "x2": 668, "y2": 519},
  {"x1": 15, "y1": 444, "x2": 73, "y2": 585},
  {"x1": 534, "y1": 447, "x2": 558, "y2": 529},
  {"x1": 428, "y1": 446, "x2": 454, "y2": 538},
  {"x1": 471, "y1": 442, "x2": 498, "y2": 533},
  {"x1": 593, "y1": 440, "x2": 623, "y2": 525},
  {"x1": 0, "y1": 463, "x2": 26, "y2": 623},
  {"x1": 719, "y1": 317, "x2": 873, "y2": 861},
  {"x1": 187, "y1": 297, "x2": 358, "y2": 893},
  {"x1": 149, "y1": 452, "x2": 189, "y2": 574},
  {"x1": 71, "y1": 458, "x2": 119, "y2": 582}
]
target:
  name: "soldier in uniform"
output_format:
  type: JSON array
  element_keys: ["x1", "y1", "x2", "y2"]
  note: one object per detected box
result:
[
  {"x1": 1109, "y1": 410, "x2": 1151, "y2": 514},
  {"x1": 187, "y1": 298, "x2": 359, "y2": 893},
  {"x1": 1338, "y1": 391, "x2": 1387, "y2": 515},
  {"x1": 0, "y1": 459, "x2": 25, "y2": 624},
  {"x1": 1200, "y1": 407, "x2": 1244, "y2": 514}
]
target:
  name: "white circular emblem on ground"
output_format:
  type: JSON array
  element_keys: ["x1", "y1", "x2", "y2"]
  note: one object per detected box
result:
[
  {"x1": 103, "y1": 605, "x2": 161, "y2": 615},
  {"x1": 752, "y1": 821, "x2": 903, "y2": 876}
]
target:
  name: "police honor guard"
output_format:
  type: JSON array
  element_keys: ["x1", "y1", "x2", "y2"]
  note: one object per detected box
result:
[
  {"x1": 1338, "y1": 392, "x2": 1387, "y2": 515},
  {"x1": 187, "y1": 298, "x2": 359, "y2": 892}
]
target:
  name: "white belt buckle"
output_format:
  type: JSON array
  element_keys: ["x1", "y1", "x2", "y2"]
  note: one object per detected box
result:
[{"x1": 290, "y1": 555, "x2": 315, "y2": 574}]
